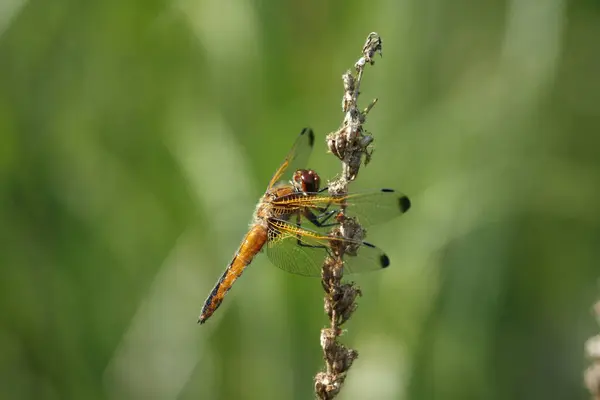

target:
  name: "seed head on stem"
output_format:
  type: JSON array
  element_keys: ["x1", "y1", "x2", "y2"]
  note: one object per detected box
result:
[{"x1": 314, "y1": 32, "x2": 383, "y2": 400}]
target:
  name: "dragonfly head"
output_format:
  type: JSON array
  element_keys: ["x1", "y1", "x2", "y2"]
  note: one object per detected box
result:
[{"x1": 292, "y1": 169, "x2": 320, "y2": 193}]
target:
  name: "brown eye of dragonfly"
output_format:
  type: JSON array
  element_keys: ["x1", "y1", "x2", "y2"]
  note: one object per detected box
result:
[{"x1": 293, "y1": 169, "x2": 320, "y2": 193}]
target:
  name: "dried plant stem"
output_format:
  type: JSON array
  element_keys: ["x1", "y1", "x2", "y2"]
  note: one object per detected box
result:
[
  {"x1": 314, "y1": 32, "x2": 383, "y2": 400},
  {"x1": 585, "y1": 301, "x2": 600, "y2": 400}
]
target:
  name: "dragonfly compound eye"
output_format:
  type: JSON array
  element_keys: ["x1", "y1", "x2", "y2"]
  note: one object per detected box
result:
[
  {"x1": 301, "y1": 169, "x2": 320, "y2": 192},
  {"x1": 293, "y1": 169, "x2": 320, "y2": 193}
]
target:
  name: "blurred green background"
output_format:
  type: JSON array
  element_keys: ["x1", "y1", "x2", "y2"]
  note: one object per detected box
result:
[{"x1": 1, "y1": 0, "x2": 599, "y2": 399}]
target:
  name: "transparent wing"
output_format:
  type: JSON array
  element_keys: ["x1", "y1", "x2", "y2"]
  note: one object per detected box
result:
[
  {"x1": 267, "y1": 128, "x2": 315, "y2": 189},
  {"x1": 265, "y1": 218, "x2": 390, "y2": 277},
  {"x1": 271, "y1": 189, "x2": 411, "y2": 228}
]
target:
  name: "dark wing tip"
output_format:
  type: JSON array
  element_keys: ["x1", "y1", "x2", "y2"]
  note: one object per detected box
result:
[
  {"x1": 363, "y1": 242, "x2": 390, "y2": 269},
  {"x1": 381, "y1": 188, "x2": 395, "y2": 193},
  {"x1": 301, "y1": 127, "x2": 315, "y2": 147},
  {"x1": 198, "y1": 315, "x2": 206, "y2": 324},
  {"x1": 380, "y1": 253, "x2": 390, "y2": 268},
  {"x1": 399, "y1": 195, "x2": 411, "y2": 213}
]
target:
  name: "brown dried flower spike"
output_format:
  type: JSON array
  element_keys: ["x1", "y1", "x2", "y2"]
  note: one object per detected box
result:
[
  {"x1": 315, "y1": 32, "x2": 384, "y2": 400},
  {"x1": 327, "y1": 33, "x2": 383, "y2": 182},
  {"x1": 585, "y1": 301, "x2": 600, "y2": 400}
]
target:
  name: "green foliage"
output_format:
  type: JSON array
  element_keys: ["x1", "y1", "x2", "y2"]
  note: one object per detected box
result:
[{"x1": 1, "y1": 0, "x2": 599, "y2": 399}]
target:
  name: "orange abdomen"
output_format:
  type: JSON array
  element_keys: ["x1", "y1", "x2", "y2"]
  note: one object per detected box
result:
[{"x1": 198, "y1": 224, "x2": 268, "y2": 323}]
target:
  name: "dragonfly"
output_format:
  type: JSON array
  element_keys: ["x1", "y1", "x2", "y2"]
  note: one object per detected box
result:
[{"x1": 198, "y1": 128, "x2": 411, "y2": 324}]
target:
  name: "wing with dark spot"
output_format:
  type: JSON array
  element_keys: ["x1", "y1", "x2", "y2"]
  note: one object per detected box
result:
[
  {"x1": 268, "y1": 128, "x2": 315, "y2": 189},
  {"x1": 265, "y1": 218, "x2": 390, "y2": 276},
  {"x1": 271, "y1": 189, "x2": 410, "y2": 227}
]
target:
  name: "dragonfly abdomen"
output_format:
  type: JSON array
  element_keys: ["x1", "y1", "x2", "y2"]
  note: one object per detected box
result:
[{"x1": 198, "y1": 225, "x2": 268, "y2": 324}]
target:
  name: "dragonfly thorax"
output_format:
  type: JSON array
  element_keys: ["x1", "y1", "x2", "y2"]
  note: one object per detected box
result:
[{"x1": 253, "y1": 184, "x2": 296, "y2": 222}]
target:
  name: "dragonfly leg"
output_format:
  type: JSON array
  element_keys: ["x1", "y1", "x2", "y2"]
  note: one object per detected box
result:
[
  {"x1": 293, "y1": 213, "x2": 332, "y2": 250},
  {"x1": 296, "y1": 237, "x2": 329, "y2": 250},
  {"x1": 304, "y1": 208, "x2": 339, "y2": 228}
]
